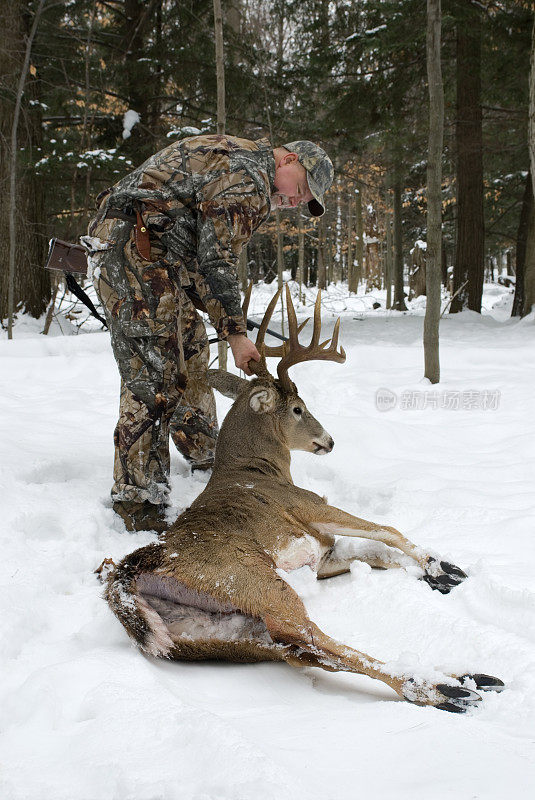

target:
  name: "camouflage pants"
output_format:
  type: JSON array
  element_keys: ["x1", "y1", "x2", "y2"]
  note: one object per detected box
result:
[{"x1": 90, "y1": 216, "x2": 218, "y2": 505}]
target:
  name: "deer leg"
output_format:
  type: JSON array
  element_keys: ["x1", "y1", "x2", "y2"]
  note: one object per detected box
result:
[
  {"x1": 261, "y1": 582, "x2": 484, "y2": 713},
  {"x1": 316, "y1": 540, "x2": 405, "y2": 580},
  {"x1": 155, "y1": 549, "x2": 477, "y2": 708},
  {"x1": 307, "y1": 505, "x2": 467, "y2": 593},
  {"x1": 315, "y1": 546, "x2": 352, "y2": 579}
]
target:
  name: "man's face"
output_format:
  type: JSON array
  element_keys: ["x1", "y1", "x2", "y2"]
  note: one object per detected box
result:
[{"x1": 272, "y1": 152, "x2": 314, "y2": 210}]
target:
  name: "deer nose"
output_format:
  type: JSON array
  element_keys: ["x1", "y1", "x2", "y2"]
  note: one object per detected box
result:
[{"x1": 313, "y1": 435, "x2": 334, "y2": 455}]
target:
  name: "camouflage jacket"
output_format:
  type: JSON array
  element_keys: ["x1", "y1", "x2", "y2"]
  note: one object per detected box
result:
[{"x1": 95, "y1": 134, "x2": 275, "y2": 338}]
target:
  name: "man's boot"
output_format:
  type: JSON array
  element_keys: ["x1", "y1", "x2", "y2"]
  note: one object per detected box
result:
[{"x1": 113, "y1": 500, "x2": 168, "y2": 533}]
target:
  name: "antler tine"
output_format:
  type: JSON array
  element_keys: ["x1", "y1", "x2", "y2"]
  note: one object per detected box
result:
[
  {"x1": 330, "y1": 317, "x2": 341, "y2": 353},
  {"x1": 285, "y1": 284, "x2": 300, "y2": 347},
  {"x1": 277, "y1": 289, "x2": 346, "y2": 391},
  {"x1": 311, "y1": 290, "x2": 322, "y2": 347},
  {"x1": 255, "y1": 287, "x2": 283, "y2": 352},
  {"x1": 241, "y1": 281, "x2": 253, "y2": 320},
  {"x1": 262, "y1": 317, "x2": 309, "y2": 357},
  {"x1": 248, "y1": 287, "x2": 283, "y2": 378}
]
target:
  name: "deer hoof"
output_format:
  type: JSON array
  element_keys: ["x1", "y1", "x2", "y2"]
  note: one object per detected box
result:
[
  {"x1": 460, "y1": 673, "x2": 505, "y2": 692},
  {"x1": 434, "y1": 684, "x2": 482, "y2": 713},
  {"x1": 422, "y1": 558, "x2": 468, "y2": 593}
]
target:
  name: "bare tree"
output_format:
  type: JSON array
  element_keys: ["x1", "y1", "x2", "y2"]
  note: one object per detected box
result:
[{"x1": 424, "y1": 0, "x2": 444, "y2": 383}]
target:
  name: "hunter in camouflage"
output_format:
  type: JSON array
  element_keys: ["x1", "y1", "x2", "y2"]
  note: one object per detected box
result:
[{"x1": 86, "y1": 133, "x2": 333, "y2": 531}]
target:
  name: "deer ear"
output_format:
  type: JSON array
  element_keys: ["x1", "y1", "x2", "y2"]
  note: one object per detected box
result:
[
  {"x1": 249, "y1": 384, "x2": 278, "y2": 414},
  {"x1": 207, "y1": 370, "x2": 248, "y2": 399}
]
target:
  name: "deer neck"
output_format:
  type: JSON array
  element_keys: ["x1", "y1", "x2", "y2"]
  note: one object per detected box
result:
[{"x1": 211, "y1": 407, "x2": 293, "y2": 485}]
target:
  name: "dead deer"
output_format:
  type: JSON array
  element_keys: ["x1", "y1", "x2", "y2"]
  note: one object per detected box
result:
[{"x1": 100, "y1": 286, "x2": 503, "y2": 713}]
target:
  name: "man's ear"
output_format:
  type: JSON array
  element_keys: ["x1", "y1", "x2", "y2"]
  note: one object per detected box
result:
[
  {"x1": 206, "y1": 370, "x2": 248, "y2": 399},
  {"x1": 249, "y1": 384, "x2": 278, "y2": 413},
  {"x1": 283, "y1": 152, "x2": 298, "y2": 165}
]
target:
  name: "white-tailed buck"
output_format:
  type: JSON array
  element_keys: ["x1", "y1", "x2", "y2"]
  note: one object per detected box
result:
[{"x1": 100, "y1": 286, "x2": 503, "y2": 712}]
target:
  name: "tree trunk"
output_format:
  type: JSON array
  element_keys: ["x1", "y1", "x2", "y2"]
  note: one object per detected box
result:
[
  {"x1": 386, "y1": 212, "x2": 393, "y2": 309},
  {"x1": 1, "y1": 0, "x2": 50, "y2": 333},
  {"x1": 424, "y1": 0, "x2": 444, "y2": 384},
  {"x1": 512, "y1": 172, "x2": 532, "y2": 316},
  {"x1": 441, "y1": 241, "x2": 448, "y2": 286},
  {"x1": 347, "y1": 190, "x2": 355, "y2": 293},
  {"x1": 451, "y1": 1, "x2": 484, "y2": 313},
  {"x1": 392, "y1": 171, "x2": 407, "y2": 310},
  {"x1": 365, "y1": 206, "x2": 381, "y2": 291},
  {"x1": 530, "y1": 16, "x2": 535, "y2": 202},
  {"x1": 355, "y1": 188, "x2": 364, "y2": 291},
  {"x1": 523, "y1": 205, "x2": 535, "y2": 316},
  {"x1": 409, "y1": 244, "x2": 427, "y2": 300},
  {"x1": 506, "y1": 250, "x2": 512, "y2": 277},
  {"x1": 525, "y1": 15, "x2": 535, "y2": 316}
]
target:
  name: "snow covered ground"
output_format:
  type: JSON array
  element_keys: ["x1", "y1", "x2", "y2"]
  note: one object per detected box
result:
[{"x1": 1, "y1": 282, "x2": 534, "y2": 800}]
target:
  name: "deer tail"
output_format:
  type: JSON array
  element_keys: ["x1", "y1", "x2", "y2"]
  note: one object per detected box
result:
[{"x1": 101, "y1": 544, "x2": 174, "y2": 658}]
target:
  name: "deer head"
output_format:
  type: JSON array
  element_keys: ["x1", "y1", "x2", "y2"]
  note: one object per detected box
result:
[{"x1": 208, "y1": 286, "x2": 346, "y2": 476}]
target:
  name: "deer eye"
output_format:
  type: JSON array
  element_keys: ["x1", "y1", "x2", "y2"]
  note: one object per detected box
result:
[{"x1": 293, "y1": 406, "x2": 302, "y2": 416}]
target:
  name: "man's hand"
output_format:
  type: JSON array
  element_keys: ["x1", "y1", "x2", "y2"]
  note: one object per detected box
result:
[{"x1": 227, "y1": 334, "x2": 260, "y2": 376}]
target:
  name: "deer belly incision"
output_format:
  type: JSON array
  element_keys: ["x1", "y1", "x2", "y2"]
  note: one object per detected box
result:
[
  {"x1": 137, "y1": 573, "x2": 271, "y2": 643},
  {"x1": 274, "y1": 534, "x2": 326, "y2": 571}
]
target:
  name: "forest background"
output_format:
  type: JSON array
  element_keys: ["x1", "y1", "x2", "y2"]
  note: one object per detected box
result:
[{"x1": 0, "y1": 0, "x2": 533, "y2": 331}]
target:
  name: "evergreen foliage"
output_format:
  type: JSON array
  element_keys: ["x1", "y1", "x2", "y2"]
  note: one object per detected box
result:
[{"x1": 0, "y1": 0, "x2": 531, "y2": 324}]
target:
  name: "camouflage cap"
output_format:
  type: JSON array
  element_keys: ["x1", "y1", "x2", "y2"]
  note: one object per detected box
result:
[{"x1": 282, "y1": 140, "x2": 334, "y2": 216}]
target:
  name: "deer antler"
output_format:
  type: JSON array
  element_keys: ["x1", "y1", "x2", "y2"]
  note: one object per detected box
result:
[
  {"x1": 243, "y1": 284, "x2": 333, "y2": 381},
  {"x1": 241, "y1": 281, "x2": 253, "y2": 320},
  {"x1": 242, "y1": 282, "x2": 289, "y2": 358},
  {"x1": 276, "y1": 285, "x2": 346, "y2": 392},
  {"x1": 248, "y1": 287, "x2": 284, "y2": 377}
]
